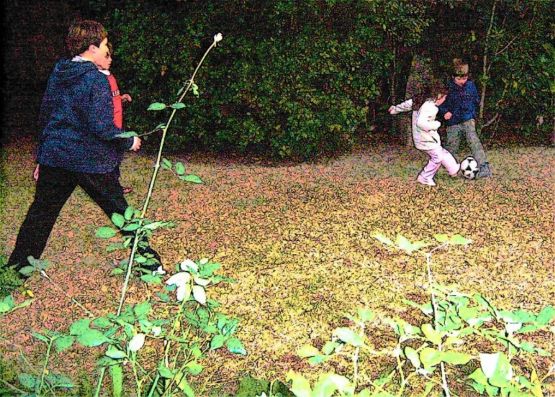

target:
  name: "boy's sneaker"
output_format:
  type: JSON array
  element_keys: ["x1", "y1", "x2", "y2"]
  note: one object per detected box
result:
[
  {"x1": 476, "y1": 162, "x2": 492, "y2": 178},
  {"x1": 417, "y1": 175, "x2": 436, "y2": 186}
]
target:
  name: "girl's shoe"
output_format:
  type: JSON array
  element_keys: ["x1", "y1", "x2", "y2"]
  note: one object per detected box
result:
[{"x1": 417, "y1": 175, "x2": 436, "y2": 186}]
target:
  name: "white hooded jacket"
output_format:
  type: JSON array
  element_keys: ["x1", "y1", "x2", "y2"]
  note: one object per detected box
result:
[{"x1": 414, "y1": 100, "x2": 442, "y2": 151}]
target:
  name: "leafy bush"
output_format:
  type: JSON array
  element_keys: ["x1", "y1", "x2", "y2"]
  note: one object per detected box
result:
[{"x1": 108, "y1": 1, "x2": 387, "y2": 159}]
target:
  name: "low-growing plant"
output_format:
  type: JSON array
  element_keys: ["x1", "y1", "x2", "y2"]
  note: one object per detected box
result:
[{"x1": 284, "y1": 233, "x2": 554, "y2": 397}]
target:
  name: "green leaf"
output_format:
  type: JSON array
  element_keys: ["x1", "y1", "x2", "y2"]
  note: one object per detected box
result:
[
  {"x1": 358, "y1": 308, "x2": 375, "y2": 322},
  {"x1": 77, "y1": 329, "x2": 109, "y2": 347},
  {"x1": 110, "y1": 365, "x2": 123, "y2": 397},
  {"x1": 308, "y1": 355, "x2": 329, "y2": 365},
  {"x1": 158, "y1": 364, "x2": 174, "y2": 378},
  {"x1": 18, "y1": 265, "x2": 35, "y2": 277},
  {"x1": 111, "y1": 213, "x2": 125, "y2": 228},
  {"x1": 287, "y1": 372, "x2": 312, "y2": 397},
  {"x1": 45, "y1": 373, "x2": 74, "y2": 388},
  {"x1": 421, "y1": 323, "x2": 443, "y2": 345},
  {"x1": 115, "y1": 131, "x2": 138, "y2": 138},
  {"x1": 174, "y1": 372, "x2": 195, "y2": 397},
  {"x1": 32, "y1": 331, "x2": 49, "y2": 343},
  {"x1": 140, "y1": 274, "x2": 162, "y2": 284},
  {"x1": 298, "y1": 344, "x2": 320, "y2": 358},
  {"x1": 18, "y1": 373, "x2": 38, "y2": 389},
  {"x1": 322, "y1": 341, "x2": 340, "y2": 355},
  {"x1": 312, "y1": 373, "x2": 353, "y2": 396},
  {"x1": 441, "y1": 351, "x2": 473, "y2": 365},
  {"x1": 54, "y1": 335, "x2": 75, "y2": 352},
  {"x1": 0, "y1": 295, "x2": 15, "y2": 313},
  {"x1": 396, "y1": 234, "x2": 428, "y2": 253},
  {"x1": 147, "y1": 102, "x2": 167, "y2": 111},
  {"x1": 124, "y1": 206, "x2": 134, "y2": 220},
  {"x1": 226, "y1": 337, "x2": 247, "y2": 355},
  {"x1": 122, "y1": 223, "x2": 140, "y2": 232},
  {"x1": 170, "y1": 102, "x2": 186, "y2": 109},
  {"x1": 161, "y1": 158, "x2": 172, "y2": 170},
  {"x1": 536, "y1": 305, "x2": 554, "y2": 325},
  {"x1": 96, "y1": 226, "x2": 117, "y2": 239},
  {"x1": 450, "y1": 234, "x2": 472, "y2": 245},
  {"x1": 92, "y1": 317, "x2": 112, "y2": 328},
  {"x1": 433, "y1": 234, "x2": 449, "y2": 243},
  {"x1": 210, "y1": 334, "x2": 226, "y2": 350},
  {"x1": 180, "y1": 174, "x2": 203, "y2": 184},
  {"x1": 134, "y1": 301, "x2": 152, "y2": 318},
  {"x1": 334, "y1": 327, "x2": 363, "y2": 346},
  {"x1": 185, "y1": 361, "x2": 203, "y2": 375},
  {"x1": 175, "y1": 162, "x2": 186, "y2": 175},
  {"x1": 372, "y1": 232, "x2": 394, "y2": 246},
  {"x1": 420, "y1": 347, "x2": 443, "y2": 368},
  {"x1": 69, "y1": 319, "x2": 91, "y2": 336},
  {"x1": 105, "y1": 345, "x2": 127, "y2": 359},
  {"x1": 404, "y1": 346, "x2": 420, "y2": 368}
]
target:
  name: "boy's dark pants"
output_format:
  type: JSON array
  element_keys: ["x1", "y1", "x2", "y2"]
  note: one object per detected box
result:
[{"x1": 7, "y1": 165, "x2": 157, "y2": 270}]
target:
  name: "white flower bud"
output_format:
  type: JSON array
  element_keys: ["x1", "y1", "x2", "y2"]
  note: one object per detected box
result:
[
  {"x1": 214, "y1": 33, "x2": 223, "y2": 43},
  {"x1": 128, "y1": 333, "x2": 146, "y2": 352}
]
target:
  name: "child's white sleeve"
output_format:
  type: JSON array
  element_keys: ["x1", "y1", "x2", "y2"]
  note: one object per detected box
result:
[
  {"x1": 416, "y1": 102, "x2": 441, "y2": 131},
  {"x1": 389, "y1": 99, "x2": 413, "y2": 114}
]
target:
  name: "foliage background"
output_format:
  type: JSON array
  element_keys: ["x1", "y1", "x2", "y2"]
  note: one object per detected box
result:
[{"x1": 2, "y1": 0, "x2": 554, "y2": 159}]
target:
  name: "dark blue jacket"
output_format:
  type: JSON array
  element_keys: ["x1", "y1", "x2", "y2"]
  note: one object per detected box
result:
[
  {"x1": 37, "y1": 59, "x2": 133, "y2": 173},
  {"x1": 439, "y1": 80, "x2": 479, "y2": 126}
]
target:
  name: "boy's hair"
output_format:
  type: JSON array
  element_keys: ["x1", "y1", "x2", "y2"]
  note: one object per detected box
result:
[
  {"x1": 452, "y1": 58, "x2": 469, "y2": 77},
  {"x1": 66, "y1": 20, "x2": 107, "y2": 56}
]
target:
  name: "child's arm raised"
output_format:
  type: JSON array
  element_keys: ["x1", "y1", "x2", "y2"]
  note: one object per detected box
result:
[{"x1": 388, "y1": 98, "x2": 413, "y2": 115}]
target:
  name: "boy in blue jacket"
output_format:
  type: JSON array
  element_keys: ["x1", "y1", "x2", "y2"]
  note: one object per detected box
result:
[
  {"x1": 439, "y1": 59, "x2": 492, "y2": 178},
  {"x1": 5, "y1": 20, "x2": 161, "y2": 280}
]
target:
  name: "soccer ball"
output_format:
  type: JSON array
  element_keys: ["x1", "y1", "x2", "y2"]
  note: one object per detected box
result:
[{"x1": 460, "y1": 156, "x2": 479, "y2": 179}]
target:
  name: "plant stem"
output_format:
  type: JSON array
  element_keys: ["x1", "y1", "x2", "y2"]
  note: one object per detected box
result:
[
  {"x1": 97, "y1": 37, "x2": 221, "y2": 393},
  {"x1": 41, "y1": 271, "x2": 95, "y2": 317},
  {"x1": 425, "y1": 251, "x2": 451, "y2": 397},
  {"x1": 37, "y1": 339, "x2": 53, "y2": 394}
]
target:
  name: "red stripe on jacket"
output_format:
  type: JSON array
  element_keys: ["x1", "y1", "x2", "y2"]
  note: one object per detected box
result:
[{"x1": 107, "y1": 74, "x2": 122, "y2": 129}]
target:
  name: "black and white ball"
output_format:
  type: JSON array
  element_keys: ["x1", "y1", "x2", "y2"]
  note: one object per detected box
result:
[{"x1": 460, "y1": 156, "x2": 479, "y2": 179}]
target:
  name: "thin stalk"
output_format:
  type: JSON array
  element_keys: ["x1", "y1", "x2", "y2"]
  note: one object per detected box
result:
[
  {"x1": 41, "y1": 271, "x2": 95, "y2": 317},
  {"x1": 37, "y1": 339, "x2": 53, "y2": 394},
  {"x1": 425, "y1": 251, "x2": 451, "y2": 397},
  {"x1": 116, "y1": 39, "x2": 219, "y2": 315},
  {"x1": 98, "y1": 36, "x2": 222, "y2": 393}
]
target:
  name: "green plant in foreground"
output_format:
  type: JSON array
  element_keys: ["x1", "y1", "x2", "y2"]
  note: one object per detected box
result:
[
  {"x1": 285, "y1": 233, "x2": 554, "y2": 397},
  {"x1": 56, "y1": 257, "x2": 246, "y2": 397}
]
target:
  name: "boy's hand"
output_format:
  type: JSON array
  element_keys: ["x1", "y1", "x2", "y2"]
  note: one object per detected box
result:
[
  {"x1": 130, "y1": 137, "x2": 142, "y2": 151},
  {"x1": 121, "y1": 93, "x2": 132, "y2": 103},
  {"x1": 388, "y1": 106, "x2": 395, "y2": 114},
  {"x1": 33, "y1": 164, "x2": 40, "y2": 181},
  {"x1": 444, "y1": 112, "x2": 452, "y2": 120}
]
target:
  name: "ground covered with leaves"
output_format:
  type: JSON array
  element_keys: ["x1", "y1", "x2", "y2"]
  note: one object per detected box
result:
[{"x1": 1, "y1": 138, "x2": 554, "y2": 395}]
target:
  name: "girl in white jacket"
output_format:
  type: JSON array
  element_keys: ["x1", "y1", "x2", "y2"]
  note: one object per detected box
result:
[{"x1": 390, "y1": 82, "x2": 460, "y2": 186}]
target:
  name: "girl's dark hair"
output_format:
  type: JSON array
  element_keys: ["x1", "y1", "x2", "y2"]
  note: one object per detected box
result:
[
  {"x1": 66, "y1": 20, "x2": 107, "y2": 56},
  {"x1": 413, "y1": 79, "x2": 447, "y2": 108}
]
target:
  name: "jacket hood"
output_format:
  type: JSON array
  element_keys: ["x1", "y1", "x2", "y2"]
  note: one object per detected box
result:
[{"x1": 51, "y1": 59, "x2": 98, "y2": 86}]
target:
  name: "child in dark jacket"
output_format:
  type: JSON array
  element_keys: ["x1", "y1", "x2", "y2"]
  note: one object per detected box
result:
[
  {"x1": 5, "y1": 20, "x2": 161, "y2": 281},
  {"x1": 439, "y1": 59, "x2": 492, "y2": 178}
]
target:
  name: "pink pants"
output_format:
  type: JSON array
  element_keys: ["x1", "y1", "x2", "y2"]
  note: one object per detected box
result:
[{"x1": 419, "y1": 147, "x2": 459, "y2": 180}]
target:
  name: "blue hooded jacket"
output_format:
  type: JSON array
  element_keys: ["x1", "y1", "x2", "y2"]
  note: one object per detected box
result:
[
  {"x1": 438, "y1": 79, "x2": 479, "y2": 126},
  {"x1": 36, "y1": 59, "x2": 133, "y2": 173}
]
